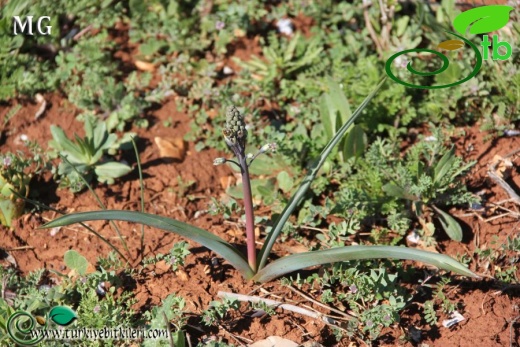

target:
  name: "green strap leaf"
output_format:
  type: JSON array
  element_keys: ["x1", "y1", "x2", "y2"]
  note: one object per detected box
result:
[
  {"x1": 253, "y1": 245, "x2": 477, "y2": 283},
  {"x1": 257, "y1": 78, "x2": 387, "y2": 271},
  {"x1": 453, "y1": 5, "x2": 513, "y2": 35},
  {"x1": 40, "y1": 210, "x2": 254, "y2": 279}
]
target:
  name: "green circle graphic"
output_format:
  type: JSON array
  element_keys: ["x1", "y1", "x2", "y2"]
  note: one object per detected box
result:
[
  {"x1": 385, "y1": 31, "x2": 483, "y2": 89},
  {"x1": 7, "y1": 311, "x2": 45, "y2": 346}
]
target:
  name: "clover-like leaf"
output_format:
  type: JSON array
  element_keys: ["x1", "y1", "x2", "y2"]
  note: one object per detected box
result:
[
  {"x1": 64, "y1": 250, "x2": 89, "y2": 275},
  {"x1": 49, "y1": 306, "x2": 77, "y2": 326},
  {"x1": 437, "y1": 39, "x2": 465, "y2": 51},
  {"x1": 453, "y1": 5, "x2": 513, "y2": 35}
]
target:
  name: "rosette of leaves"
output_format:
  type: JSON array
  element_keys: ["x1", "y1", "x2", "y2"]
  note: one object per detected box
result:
[
  {"x1": 48, "y1": 120, "x2": 133, "y2": 193},
  {"x1": 381, "y1": 132, "x2": 477, "y2": 242},
  {"x1": 43, "y1": 80, "x2": 476, "y2": 283}
]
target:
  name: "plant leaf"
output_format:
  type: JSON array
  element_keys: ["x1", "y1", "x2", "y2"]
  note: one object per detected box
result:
[
  {"x1": 382, "y1": 183, "x2": 419, "y2": 201},
  {"x1": 432, "y1": 205, "x2": 463, "y2": 242},
  {"x1": 453, "y1": 5, "x2": 513, "y2": 35},
  {"x1": 49, "y1": 306, "x2": 77, "y2": 326},
  {"x1": 64, "y1": 250, "x2": 89, "y2": 275},
  {"x1": 343, "y1": 124, "x2": 366, "y2": 159},
  {"x1": 257, "y1": 78, "x2": 387, "y2": 270},
  {"x1": 433, "y1": 147, "x2": 457, "y2": 183},
  {"x1": 277, "y1": 171, "x2": 294, "y2": 193},
  {"x1": 94, "y1": 161, "x2": 132, "y2": 179},
  {"x1": 253, "y1": 245, "x2": 477, "y2": 283},
  {"x1": 40, "y1": 210, "x2": 254, "y2": 279},
  {"x1": 437, "y1": 39, "x2": 464, "y2": 51},
  {"x1": 49, "y1": 126, "x2": 85, "y2": 164}
]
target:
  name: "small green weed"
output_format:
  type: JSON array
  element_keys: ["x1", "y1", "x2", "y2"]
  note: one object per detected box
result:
[
  {"x1": 201, "y1": 297, "x2": 240, "y2": 327},
  {"x1": 142, "y1": 241, "x2": 191, "y2": 272},
  {"x1": 284, "y1": 260, "x2": 410, "y2": 342},
  {"x1": 0, "y1": 142, "x2": 48, "y2": 226},
  {"x1": 48, "y1": 119, "x2": 133, "y2": 192},
  {"x1": 421, "y1": 276, "x2": 460, "y2": 326},
  {"x1": 142, "y1": 293, "x2": 187, "y2": 347}
]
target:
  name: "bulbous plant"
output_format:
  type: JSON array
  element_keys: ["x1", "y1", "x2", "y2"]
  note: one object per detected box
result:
[{"x1": 41, "y1": 79, "x2": 476, "y2": 282}]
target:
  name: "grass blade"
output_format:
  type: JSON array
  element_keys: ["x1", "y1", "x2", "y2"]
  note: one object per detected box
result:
[
  {"x1": 131, "y1": 137, "x2": 146, "y2": 257},
  {"x1": 257, "y1": 78, "x2": 387, "y2": 270},
  {"x1": 40, "y1": 210, "x2": 255, "y2": 279},
  {"x1": 253, "y1": 245, "x2": 477, "y2": 283}
]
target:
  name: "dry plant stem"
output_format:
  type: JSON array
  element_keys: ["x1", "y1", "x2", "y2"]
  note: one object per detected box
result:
[
  {"x1": 488, "y1": 148, "x2": 520, "y2": 205},
  {"x1": 363, "y1": 2, "x2": 384, "y2": 58},
  {"x1": 487, "y1": 170, "x2": 520, "y2": 205},
  {"x1": 286, "y1": 285, "x2": 356, "y2": 319},
  {"x1": 217, "y1": 291, "x2": 339, "y2": 326},
  {"x1": 238, "y1": 153, "x2": 257, "y2": 271}
]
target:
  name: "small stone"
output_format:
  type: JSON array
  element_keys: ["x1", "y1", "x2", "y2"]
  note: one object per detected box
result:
[{"x1": 223, "y1": 66, "x2": 234, "y2": 75}]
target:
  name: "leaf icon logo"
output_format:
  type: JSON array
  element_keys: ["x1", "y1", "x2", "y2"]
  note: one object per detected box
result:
[
  {"x1": 49, "y1": 306, "x2": 77, "y2": 326},
  {"x1": 453, "y1": 5, "x2": 513, "y2": 35},
  {"x1": 437, "y1": 39, "x2": 465, "y2": 51}
]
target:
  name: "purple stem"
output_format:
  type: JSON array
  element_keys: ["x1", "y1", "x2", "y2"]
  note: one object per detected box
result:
[{"x1": 238, "y1": 153, "x2": 256, "y2": 271}]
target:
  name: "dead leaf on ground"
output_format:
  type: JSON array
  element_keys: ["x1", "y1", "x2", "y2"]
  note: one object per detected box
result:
[
  {"x1": 219, "y1": 176, "x2": 236, "y2": 190},
  {"x1": 154, "y1": 137, "x2": 187, "y2": 161},
  {"x1": 34, "y1": 93, "x2": 47, "y2": 120},
  {"x1": 67, "y1": 261, "x2": 96, "y2": 279},
  {"x1": 490, "y1": 154, "x2": 513, "y2": 179},
  {"x1": 249, "y1": 336, "x2": 299, "y2": 347},
  {"x1": 175, "y1": 269, "x2": 188, "y2": 281},
  {"x1": 282, "y1": 243, "x2": 309, "y2": 254},
  {"x1": 299, "y1": 342, "x2": 325, "y2": 347},
  {"x1": 154, "y1": 260, "x2": 171, "y2": 275},
  {"x1": 134, "y1": 60, "x2": 155, "y2": 72}
]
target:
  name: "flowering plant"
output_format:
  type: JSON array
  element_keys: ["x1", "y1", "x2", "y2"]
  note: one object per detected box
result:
[{"x1": 41, "y1": 80, "x2": 475, "y2": 282}]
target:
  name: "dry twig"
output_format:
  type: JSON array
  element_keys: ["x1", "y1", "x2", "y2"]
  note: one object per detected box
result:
[{"x1": 217, "y1": 291, "x2": 341, "y2": 327}]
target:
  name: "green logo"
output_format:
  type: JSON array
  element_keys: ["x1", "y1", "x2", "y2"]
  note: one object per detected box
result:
[
  {"x1": 385, "y1": 5, "x2": 514, "y2": 89},
  {"x1": 7, "y1": 306, "x2": 77, "y2": 346}
]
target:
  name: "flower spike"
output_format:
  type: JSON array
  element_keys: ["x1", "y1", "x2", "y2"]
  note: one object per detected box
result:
[{"x1": 223, "y1": 106, "x2": 247, "y2": 155}]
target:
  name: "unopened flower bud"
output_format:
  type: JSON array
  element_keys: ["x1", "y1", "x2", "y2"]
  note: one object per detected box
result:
[
  {"x1": 246, "y1": 153, "x2": 254, "y2": 159},
  {"x1": 223, "y1": 105, "x2": 247, "y2": 151},
  {"x1": 213, "y1": 157, "x2": 227, "y2": 166}
]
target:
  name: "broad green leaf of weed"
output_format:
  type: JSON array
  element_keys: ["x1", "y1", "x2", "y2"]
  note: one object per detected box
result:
[
  {"x1": 343, "y1": 124, "x2": 367, "y2": 159},
  {"x1": 277, "y1": 171, "x2": 294, "y2": 193},
  {"x1": 432, "y1": 205, "x2": 463, "y2": 242},
  {"x1": 64, "y1": 250, "x2": 89, "y2": 276}
]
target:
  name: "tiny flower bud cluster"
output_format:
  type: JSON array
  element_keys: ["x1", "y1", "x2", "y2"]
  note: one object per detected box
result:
[{"x1": 223, "y1": 105, "x2": 247, "y2": 151}]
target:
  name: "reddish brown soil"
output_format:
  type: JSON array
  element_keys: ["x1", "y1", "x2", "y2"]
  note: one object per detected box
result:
[
  {"x1": 1, "y1": 27, "x2": 519, "y2": 347},
  {"x1": 2, "y1": 90, "x2": 519, "y2": 346}
]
